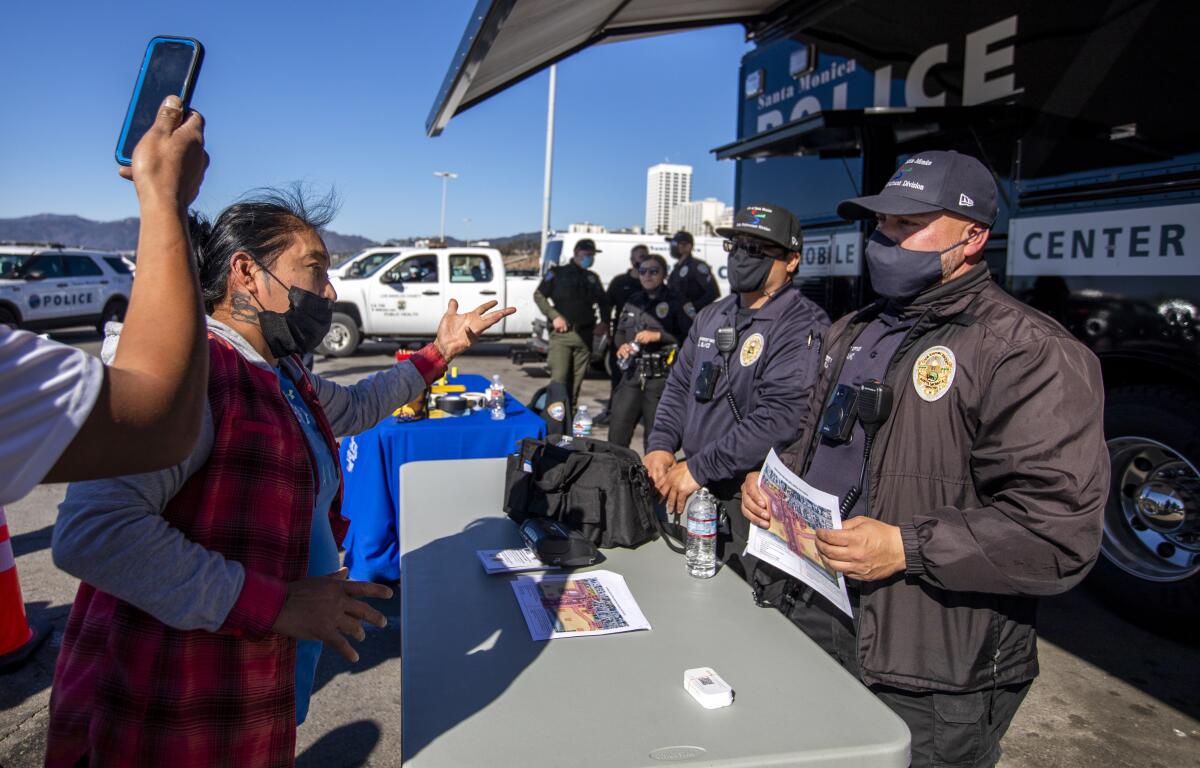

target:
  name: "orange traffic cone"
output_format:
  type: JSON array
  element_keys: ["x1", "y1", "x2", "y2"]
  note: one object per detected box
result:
[{"x1": 0, "y1": 506, "x2": 49, "y2": 672}]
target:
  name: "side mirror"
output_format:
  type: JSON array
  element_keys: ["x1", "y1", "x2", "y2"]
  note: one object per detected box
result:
[
  {"x1": 24, "y1": 269, "x2": 46, "y2": 281},
  {"x1": 382, "y1": 272, "x2": 403, "y2": 286}
]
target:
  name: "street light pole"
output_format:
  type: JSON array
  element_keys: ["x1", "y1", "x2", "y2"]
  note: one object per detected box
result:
[
  {"x1": 433, "y1": 171, "x2": 458, "y2": 242},
  {"x1": 540, "y1": 65, "x2": 556, "y2": 261}
]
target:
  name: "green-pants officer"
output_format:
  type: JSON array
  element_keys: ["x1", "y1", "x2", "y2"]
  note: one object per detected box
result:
[
  {"x1": 534, "y1": 238, "x2": 612, "y2": 412},
  {"x1": 546, "y1": 330, "x2": 592, "y2": 411}
]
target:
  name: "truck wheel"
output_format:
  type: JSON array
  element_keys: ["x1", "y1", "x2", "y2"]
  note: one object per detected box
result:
[
  {"x1": 1089, "y1": 385, "x2": 1200, "y2": 634},
  {"x1": 317, "y1": 312, "x2": 360, "y2": 357},
  {"x1": 97, "y1": 298, "x2": 128, "y2": 335}
]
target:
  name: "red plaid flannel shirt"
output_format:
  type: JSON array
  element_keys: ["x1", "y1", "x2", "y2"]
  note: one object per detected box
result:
[{"x1": 47, "y1": 333, "x2": 375, "y2": 768}]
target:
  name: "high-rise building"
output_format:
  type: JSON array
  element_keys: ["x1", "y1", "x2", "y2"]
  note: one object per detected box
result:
[
  {"x1": 670, "y1": 197, "x2": 730, "y2": 237},
  {"x1": 645, "y1": 164, "x2": 693, "y2": 234}
]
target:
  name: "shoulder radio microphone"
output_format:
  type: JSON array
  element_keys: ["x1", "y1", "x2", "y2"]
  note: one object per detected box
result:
[{"x1": 840, "y1": 378, "x2": 894, "y2": 515}]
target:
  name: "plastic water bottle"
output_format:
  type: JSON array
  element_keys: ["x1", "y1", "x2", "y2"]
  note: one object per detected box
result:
[
  {"x1": 571, "y1": 406, "x2": 593, "y2": 438},
  {"x1": 487, "y1": 374, "x2": 506, "y2": 420},
  {"x1": 617, "y1": 341, "x2": 641, "y2": 371},
  {"x1": 686, "y1": 489, "x2": 718, "y2": 579}
]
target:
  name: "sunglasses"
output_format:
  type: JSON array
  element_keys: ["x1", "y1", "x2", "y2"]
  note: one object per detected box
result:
[
  {"x1": 723, "y1": 237, "x2": 786, "y2": 258},
  {"x1": 638, "y1": 267, "x2": 663, "y2": 276}
]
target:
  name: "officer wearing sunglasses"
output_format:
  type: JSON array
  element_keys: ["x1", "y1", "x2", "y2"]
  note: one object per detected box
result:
[
  {"x1": 608, "y1": 253, "x2": 688, "y2": 451},
  {"x1": 645, "y1": 204, "x2": 829, "y2": 574}
]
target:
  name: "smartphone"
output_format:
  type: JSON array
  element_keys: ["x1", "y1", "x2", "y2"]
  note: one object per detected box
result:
[{"x1": 115, "y1": 36, "x2": 204, "y2": 166}]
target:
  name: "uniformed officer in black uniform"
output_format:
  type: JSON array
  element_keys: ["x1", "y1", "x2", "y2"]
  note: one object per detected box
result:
[
  {"x1": 602, "y1": 244, "x2": 651, "y2": 403},
  {"x1": 608, "y1": 253, "x2": 688, "y2": 452},
  {"x1": 665, "y1": 230, "x2": 719, "y2": 330},
  {"x1": 534, "y1": 239, "x2": 611, "y2": 412},
  {"x1": 646, "y1": 205, "x2": 829, "y2": 571}
]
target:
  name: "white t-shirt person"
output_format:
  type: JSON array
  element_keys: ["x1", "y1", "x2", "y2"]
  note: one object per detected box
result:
[{"x1": 0, "y1": 326, "x2": 103, "y2": 505}]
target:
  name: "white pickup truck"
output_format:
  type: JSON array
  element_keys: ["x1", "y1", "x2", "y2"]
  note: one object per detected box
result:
[{"x1": 318, "y1": 246, "x2": 539, "y2": 357}]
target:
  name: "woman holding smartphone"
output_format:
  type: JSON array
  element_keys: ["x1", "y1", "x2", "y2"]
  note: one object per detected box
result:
[{"x1": 46, "y1": 185, "x2": 515, "y2": 767}]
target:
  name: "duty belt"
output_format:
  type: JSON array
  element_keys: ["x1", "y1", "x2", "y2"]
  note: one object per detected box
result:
[{"x1": 636, "y1": 350, "x2": 673, "y2": 382}]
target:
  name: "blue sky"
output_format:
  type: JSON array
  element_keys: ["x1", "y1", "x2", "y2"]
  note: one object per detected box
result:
[{"x1": 0, "y1": 1, "x2": 750, "y2": 242}]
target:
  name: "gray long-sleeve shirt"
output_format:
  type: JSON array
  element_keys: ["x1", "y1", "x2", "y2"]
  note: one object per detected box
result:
[{"x1": 51, "y1": 318, "x2": 426, "y2": 631}]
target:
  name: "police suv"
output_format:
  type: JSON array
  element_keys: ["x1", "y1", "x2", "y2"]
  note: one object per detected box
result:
[{"x1": 0, "y1": 243, "x2": 134, "y2": 334}]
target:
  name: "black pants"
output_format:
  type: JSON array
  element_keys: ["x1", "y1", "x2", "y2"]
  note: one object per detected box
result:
[
  {"x1": 756, "y1": 576, "x2": 1029, "y2": 768},
  {"x1": 607, "y1": 374, "x2": 667, "y2": 452}
]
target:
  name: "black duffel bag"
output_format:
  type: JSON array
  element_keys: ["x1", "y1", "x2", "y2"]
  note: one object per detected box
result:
[{"x1": 504, "y1": 436, "x2": 659, "y2": 549}]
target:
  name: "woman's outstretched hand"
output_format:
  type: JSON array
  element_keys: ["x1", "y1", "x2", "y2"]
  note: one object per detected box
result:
[{"x1": 433, "y1": 299, "x2": 517, "y2": 361}]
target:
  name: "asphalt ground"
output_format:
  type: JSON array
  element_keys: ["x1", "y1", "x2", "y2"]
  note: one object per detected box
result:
[{"x1": 1, "y1": 329, "x2": 1197, "y2": 768}]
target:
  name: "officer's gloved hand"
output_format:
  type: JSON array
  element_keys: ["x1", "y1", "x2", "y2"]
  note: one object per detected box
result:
[{"x1": 741, "y1": 471, "x2": 771, "y2": 529}]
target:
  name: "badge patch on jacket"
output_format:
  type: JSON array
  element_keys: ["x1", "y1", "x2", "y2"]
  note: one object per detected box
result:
[
  {"x1": 680, "y1": 266, "x2": 689, "y2": 278},
  {"x1": 740, "y1": 333, "x2": 765, "y2": 366},
  {"x1": 913, "y1": 346, "x2": 956, "y2": 402},
  {"x1": 655, "y1": 301, "x2": 669, "y2": 319}
]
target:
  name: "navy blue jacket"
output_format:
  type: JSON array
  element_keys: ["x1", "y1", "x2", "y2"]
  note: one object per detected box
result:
[{"x1": 647, "y1": 284, "x2": 829, "y2": 486}]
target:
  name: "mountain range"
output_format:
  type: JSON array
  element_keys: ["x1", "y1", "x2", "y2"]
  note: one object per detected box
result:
[{"x1": 0, "y1": 214, "x2": 539, "y2": 256}]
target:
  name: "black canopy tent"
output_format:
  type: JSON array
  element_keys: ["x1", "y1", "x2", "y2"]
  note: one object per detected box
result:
[{"x1": 425, "y1": 0, "x2": 792, "y2": 137}]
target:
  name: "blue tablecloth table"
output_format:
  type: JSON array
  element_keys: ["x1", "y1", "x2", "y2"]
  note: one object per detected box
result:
[{"x1": 339, "y1": 373, "x2": 545, "y2": 581}]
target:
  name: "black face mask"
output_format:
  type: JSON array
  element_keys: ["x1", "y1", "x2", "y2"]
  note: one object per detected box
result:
[
  {"x1": 253, "y1": 264, "x2": 334, "y2": 358},
  {"x1": 865, "y1": 229, "x2": 973, "y2": 300},
  {"x1": 669, "y1": 244, "x2": 681, "y2": 259},
  {"x1": 727, "y1": 247, "x2": 776, "y2": 293}
]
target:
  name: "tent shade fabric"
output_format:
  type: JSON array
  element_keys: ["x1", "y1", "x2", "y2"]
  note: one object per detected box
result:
[{"x1": 427, "y1": 0, "x2": 786, "y2": 136}]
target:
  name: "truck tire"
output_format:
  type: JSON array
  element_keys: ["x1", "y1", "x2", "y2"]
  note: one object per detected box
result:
[
  {"x1": 1089, "y1": 385, "x2": 1200, "y2": 635},
  {"x1": 97, "y1": 298, "x2": 128, "y2": 335},
  {"x1": 317, "y1": 312, "x2": 361, "y2": 357}
]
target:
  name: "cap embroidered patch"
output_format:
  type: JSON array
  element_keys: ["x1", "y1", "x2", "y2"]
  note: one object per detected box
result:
[
  {"x1": 740, "y1": 333, "x2": 765, "y2": 367},
  {"x1": 913, "y1": 346, "x2": 956, "y2": 402},
  {"x1": 655, "y1": 301, "x2": 669, "y2": 319}
]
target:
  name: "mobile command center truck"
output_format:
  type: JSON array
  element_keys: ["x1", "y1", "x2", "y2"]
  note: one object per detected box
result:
[
  {"x1": 710, "y1": 0, "x2": 1199, "y2": 629},
  {"x1": 427, "y1": 0, "x2": 1198, "y2": 628}
]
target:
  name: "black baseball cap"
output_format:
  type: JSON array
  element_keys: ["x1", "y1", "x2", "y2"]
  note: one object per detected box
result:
[
  {"x1": 837, "y1": 150, "x2": 998, "y2": 226},
  {"x1": 716, "y1": 203, "x2": 804, "y2": 251},
  {"x1": 574, "y1": 238, "x2": 601, "y2": 253},
  {"x1": 665, "y1": 230, "x2": 694, "y2": 245}
]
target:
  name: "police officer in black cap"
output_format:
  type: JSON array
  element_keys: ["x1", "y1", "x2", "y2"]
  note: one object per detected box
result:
[
  {"x1": 646, "y1": 205, "x2": 828, "y2": 570},
  {"x1": 665, "y1": 230, "x2": 719, "y2": 329},
  {"x1": 607, "y1": 252, "x2": 687, "y2": 452},
  {"x1": 741, "y1": 152, "x2": 1107, "y2": 768},
  {"x1": 534, "y1": 238, "x2": 612, "y2": 412}
]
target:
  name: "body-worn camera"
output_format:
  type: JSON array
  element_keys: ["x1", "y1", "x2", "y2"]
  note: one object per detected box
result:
[
  {"x1": 693, "y1": 361, "x2": 721, "y2": 402},
  {"x1": 819, "y1": 384, "x2": 859, "y2": 443}
]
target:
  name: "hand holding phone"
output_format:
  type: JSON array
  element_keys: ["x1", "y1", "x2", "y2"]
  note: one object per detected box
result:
[{"x1": 116, "y1": 36, "x2": 204, "y2": 166}]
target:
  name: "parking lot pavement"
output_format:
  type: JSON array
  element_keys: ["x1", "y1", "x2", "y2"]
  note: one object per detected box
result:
[{"x1": 2, "y1": 331, "x2": 1197, "y2": 768}]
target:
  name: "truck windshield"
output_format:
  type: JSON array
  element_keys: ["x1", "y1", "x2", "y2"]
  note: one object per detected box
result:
[{"x1": 345, "y1": 251, "x2": 398, "y2": 279}]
